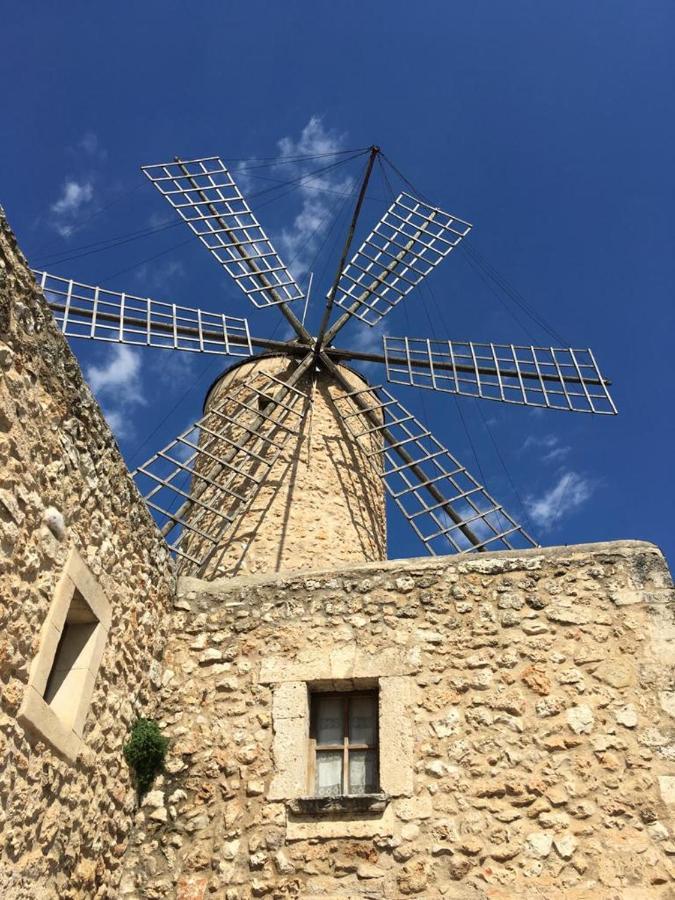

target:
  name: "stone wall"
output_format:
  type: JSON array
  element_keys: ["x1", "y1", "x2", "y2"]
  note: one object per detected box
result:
[
  {"x1": 120, "y1": 540, "x2": 675, "y2": 898},
  {"x1": 0, "y1": 210, "x2": 175, "y2": 897},
  {"x1": 181, "y1": 356, "x2": 386, "y2": 579}
]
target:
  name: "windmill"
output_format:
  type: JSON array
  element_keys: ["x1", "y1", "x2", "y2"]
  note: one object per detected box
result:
[{"x1": 34, "y1": 146, "x2": 616, "y2": 577}]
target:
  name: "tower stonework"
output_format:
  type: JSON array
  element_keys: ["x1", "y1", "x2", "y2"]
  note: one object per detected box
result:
[{"x1": 180, "y1": 355, "x2": 387, "y2": 580}]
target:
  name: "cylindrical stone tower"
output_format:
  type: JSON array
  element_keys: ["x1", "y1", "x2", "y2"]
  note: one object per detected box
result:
[{"x1": 179, "y1": 355, "x2": 386, "y2": 579}]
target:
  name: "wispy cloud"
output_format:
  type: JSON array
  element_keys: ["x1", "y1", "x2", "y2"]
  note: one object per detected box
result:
[
  {"x1": 522, "y1": 433, "x2": 571, "y2": 464},
  {"x1": 86, "y1": 345, "x2": 145, "y2": 438},
  {"x1": 47, "y1": 132, "x2": 107, "y2": 237},
  {"x1": 272, "y1": 116, "x2": 354, "y2": 275},
  {"x1": 133, "y1": 259, "x2": 186, "y2": 293},
  {"x1": 50, "y1": 179, "x2": 95, "y2": 237},
  {"x1": 343, "y1": 319, "x2": 388, "y2": 381},
  {"x1": 78, "y1": 132, "x2": 107, "y2": 162},
  {"x1": 150, "y1": 343, "x2": 197, "y2": 384},
  {"x1": 351, "y1": 320, "x2": 386, "y2": 354},
  {"x1": 526, "y1": 471, "x2": 595, "y2": 531}
]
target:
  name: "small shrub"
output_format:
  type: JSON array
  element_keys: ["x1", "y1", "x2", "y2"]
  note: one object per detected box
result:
[{"x1": 124, "y1": 717, "x2": 169, "y2": 800}]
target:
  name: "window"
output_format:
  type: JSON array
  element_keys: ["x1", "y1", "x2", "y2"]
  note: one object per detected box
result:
[
  {"x1": 309, "y1": 691, "x2": 379, "y2": 797},
  {"x1": 43, "y1": 590, "x2": 99, "y2": 730},
  {"x1": 18, "y1": 547, "x2": 111, "y2": 762}
]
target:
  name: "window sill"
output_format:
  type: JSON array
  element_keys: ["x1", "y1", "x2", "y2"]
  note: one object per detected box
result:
[{"x1": 287, "y1": 793, "x2": 388, "y2": 817}]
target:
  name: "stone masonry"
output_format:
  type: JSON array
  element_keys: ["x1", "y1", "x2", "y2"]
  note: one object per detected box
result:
[
  {"x1": 0, "y1": 209, "x2": 175, "y2": 897},
  {"x1": 3, "y1": 207, "x2": 675, "y2": 900},
  {"x1": 181, "y1": 356, "x2": 386, "y2": 580},
  {"x1": 120, "y1": 540, "x2": 675, "y2": 899}
]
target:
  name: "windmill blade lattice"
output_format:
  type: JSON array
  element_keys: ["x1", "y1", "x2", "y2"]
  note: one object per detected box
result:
[
  {"x1": 383, "y1": 336, "x2": 617, "y2": 415},
  {"x1": 133, "y1": 372, "x2": 307, "y2": 567},
  {"x1": 333, "y1": 384, "x2": 537, "y2": 555},
  {"x1": 34, "y1": 144, "x2": 617, "y2": 568},
  {"x1": 36, "y1": 271, "x2": 252, "y2": 357},
  {"x1": 142, "y1": 156, "x2": 305, "y2": 309},
  {"x1": 330, "y1": 192, "x2": 472, "y2": 327}
]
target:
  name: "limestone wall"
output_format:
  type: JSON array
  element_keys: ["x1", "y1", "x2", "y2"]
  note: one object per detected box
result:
[
  {"x1": 0, "y1": 211, "x2": 175, "y2": 897},
  {"x1": 181, "y1": 355, "x2": 386, "y2": 579},
  {"x1": 120, "y1": 540, "x2": 675, "y2": 899}
]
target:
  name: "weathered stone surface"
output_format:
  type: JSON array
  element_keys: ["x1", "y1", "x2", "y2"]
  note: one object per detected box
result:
[
  {"x1": 615, "y1": 703, "x2": 639, "y2": 728},
  {"x1": 118, "y1": 540, "x2": 675, "y2": 899},
  {"x1": 181, "y1": 355, "x2": 387, "y2": 579},
  {"x1": 554, "y1": 833, "x2": 578, "y2": 859},
  {"x1": 567, "y1": 703, "x2": 594, "y2": 734},
  {"x1": 0, "y1": 210, "x2": 174, "y2": 897},
  {"x1": 526, "y1": 831, "x2": 553, "y2": 858},
  {"x1": 4, "y1": 210, "x2": 675, "y2": 900},
  {"x1": 594, "y1": 658, "x2": 633, "y2": 688}
]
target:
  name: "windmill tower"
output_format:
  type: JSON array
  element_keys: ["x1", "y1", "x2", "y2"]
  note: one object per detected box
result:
[{"x1": 36, "y1": 146, "x2": 616, "y2": 579}]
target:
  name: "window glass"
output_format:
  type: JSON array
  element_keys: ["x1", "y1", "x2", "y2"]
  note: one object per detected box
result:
[
  {"x1": 315, "y1": 695, "x2": 343, "y2": 745},
  {"x1": 348, "y1": 749, "x2": 378, "y2": 794},
  {"x1": 349, "y1": 694, "x2": 377, "y2": 745},
  {"x1": 310, "y1": 691, "x2": 379, "y2": 798},
  {"x1": 316, "y1": 750, "x2": 342, "y2": 797}
]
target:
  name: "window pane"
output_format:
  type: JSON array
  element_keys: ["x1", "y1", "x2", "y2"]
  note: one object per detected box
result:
[
  {"x1": 315, "y1": 696, "x2": 343, "y2": 745},
  {"x1": 316, "y1": 750, "x2": 343, "y2": 797},
  {"x1": 349, "y1": 694, "x2": 377, "y2": 745},
  {"x1": 348, "y1": 749, "x2": 378, "y2": 795}
]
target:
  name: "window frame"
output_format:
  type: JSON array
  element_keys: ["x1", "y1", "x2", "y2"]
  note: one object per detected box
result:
[
  {"x1": 308, "y1": 689, "x2": 379, "y2": 797},
  {"x1": 18, "y1": 546, "x2": 111, "y2": 763}
]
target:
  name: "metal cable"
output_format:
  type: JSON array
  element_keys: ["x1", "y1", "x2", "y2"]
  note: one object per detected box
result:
[{"x1": 33, "y1": 152, "x2": 369, "y2": 270}]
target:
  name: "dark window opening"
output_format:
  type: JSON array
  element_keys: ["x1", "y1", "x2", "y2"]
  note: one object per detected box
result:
[{"x1": 309, "y1": 691, "x2": 379, "y2": 797}]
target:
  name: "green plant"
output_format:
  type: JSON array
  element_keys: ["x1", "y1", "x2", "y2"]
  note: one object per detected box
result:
[{"x1": 123, "y1": 717, "x2": 169, "y2": 799}]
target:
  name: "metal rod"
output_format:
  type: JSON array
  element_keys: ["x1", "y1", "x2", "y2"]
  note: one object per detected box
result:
[
  {"x1": 321, "y1": 203, "x2": 440, "y2": 346},
  {"x1": 46, "y1": 293, "x2": 610, "y2": 391},
  {"x1": 326, "y1": 344, "x2": 611, "y2": 387},
  {"x1": 313, "y1": 146, "x2": 380, "y2": 360},
  {"x1": 317, "y1": 350, "x2": 485, "y2": 550},
  {"x1": 174, "y1": 159, "x2": 315, "y2": 346},
  {"x1": 46, "y1": 299, "x2": 286, "y2": 356},
  {"x1": 301, "y1": 271, "x2": 314, "y2": 327},
  {"x1": 156, "y1": 352, "x2": 314, "y2": 539}
]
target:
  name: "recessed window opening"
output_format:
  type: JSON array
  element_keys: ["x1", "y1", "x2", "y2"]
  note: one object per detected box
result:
[
  {"x1": 310, "y1": 691, "x2": 379, "y2": 797},
  {"x1": 43, "y1": 590, "x2": 99, "y2": 730}
]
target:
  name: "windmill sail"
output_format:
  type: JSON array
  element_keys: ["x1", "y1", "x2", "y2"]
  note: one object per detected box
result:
[
  {"x1": 142, "y1": 156, "x2": 304, "y2": 309},
  {"x1": 133, "y1": 372, "x2": 307, "y2": 568},
  {"x1": 383, "y1": 336, "x2": 616, "y2": 415},
  {"x1": 35, "y1": 271, "x2": 252, "y2": 357},
  {"x1": 330, "y1": 193, "x2": 471, "y2": 326},
  {"x1": 333, "y1": 384, "x2": 537, "y2": 555}
]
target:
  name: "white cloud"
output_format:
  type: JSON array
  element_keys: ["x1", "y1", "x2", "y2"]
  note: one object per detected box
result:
[
  {"x1": 102, "y1": 408, "x2": 129, "y2": 436},
  {"x1": 522, "y1": 433, "x2": 571, "y2": 464},
  {"x1": 273, "y1": 116, "x2": 354, "y2": 275},
  {"x1": 526, "y1": 471, "x2": 594, "y2": 531},
  {"x1": 347, "y1": 320, "x2": 388, "y2": 380},
  {"x1": 50, "y1": 178, "x2": 95, "y2": 237},
  {"x1": 47, "y1": 133, "x2": 107, "y2": 237},
  {"x1": 86, "y1": 345, "x2": 145, "y2": 438},
  {"x1": 133, "y1": 259, "x2": 186, "y2": 293},
  {"x1": 351, "y1": 320, "x2": 386, "y2": 353},
  {"x1": 78, "y1": 132, "x2": 107, "y2": 161},
  {"x1": 150, "y1": 344, "x2": 196, "y2": 384},
  {"x1": 87, "y1": 344, "x2": 142, "y2": 396}
]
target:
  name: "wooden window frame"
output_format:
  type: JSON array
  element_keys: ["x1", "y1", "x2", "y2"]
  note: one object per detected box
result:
[{"x1": 308, "y1": 690, "x2": 379, "y2": 797}]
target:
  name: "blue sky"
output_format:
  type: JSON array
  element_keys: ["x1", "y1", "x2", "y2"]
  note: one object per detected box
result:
[{"x1": 2, "y1": 1, "x2": 674, "y2": 568}]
